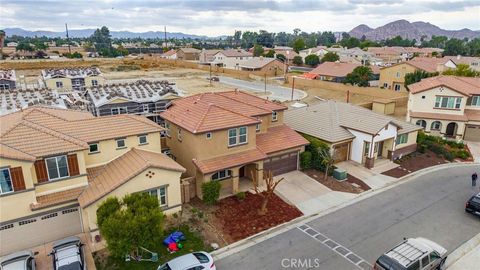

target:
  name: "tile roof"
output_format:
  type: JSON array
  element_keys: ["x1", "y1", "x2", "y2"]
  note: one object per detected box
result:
[
  {"x1": 409, "y1": 76, "x2": 480, "y2": 96},
  {"x1": 409, "y1": 111, "x2": 469, "y2": 121},
  {"x1": 160, "y1": 91, "x2": 286, "y2": 133},
  {"x1": 193, "y1": 148, "x2": 267, "y2": 174},
  {"x1": 178, "y1": 48, "x2": 200, "y2": 53},
  {"x1": 240, "y1": 57, "x2": 280, "y2": 69},
  {"x1": 465, "y1": 109, "x2": 480, "y2": 121},
  {"x1": 0, "y1": 143, "x2": 36, "y2": 161},
  {"x1": 256, "y1": 125, "x2": 309, "y2": 154},
  {"x1": 0, "y1": 106, "x2": 163, "y2": 159},
  {"x1": 444, "y1": 56, "x2": 480, "y2": 66},
  {"x1": 78, "y1": 148, "x2": 185, "y2": 208},
  {"x1": 31, "y1": 186, "x2": 86, "y2": 210},
  {"x1": 308, "y1": 62, "x2": 360, "y2": 78},
  {"x1": 285, "y1": 100, "x2": 420, "y2": 142},
  {"x1": 405, "y1": 57, "x2": 450, "y2": 73},
  {"x1": 162, "y1": 49, "x2": 177, "y2": 56},
  {"x1": 218, "y1": 49, "x2": 253, "y2": 58}
]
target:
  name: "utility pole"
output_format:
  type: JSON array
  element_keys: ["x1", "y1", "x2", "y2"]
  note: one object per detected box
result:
[
  {"x1": 65, "y1": 23, "x2": 71, "y2": 54},
  {"x1": 291, "y1": 76, "x2": 295, "y2": 101},
  {"x1": 346, "y1": 90, "x2": 350, "y2": 103},
  {"x1": 264, "y1": 73, "x2": 267, "y2": 94},
  {"x1": 164, "y1": 26, "x2": 167, "y2": 50},
  {"x1": 209, "y1": 63, "x2": 212, "y2": 86}
]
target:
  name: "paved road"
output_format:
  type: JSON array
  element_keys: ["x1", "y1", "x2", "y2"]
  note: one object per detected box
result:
[
  {"x1": 217, "y1": 76, "x2": 306, "y2": 101},
  {"x1": 215, "y1": 165, "x2": 480, "y2": 270}
]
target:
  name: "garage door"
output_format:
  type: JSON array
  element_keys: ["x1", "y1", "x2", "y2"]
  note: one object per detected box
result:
[
  {"x1": 333, "y1": 143, "x2": 350, "y2": 163},
  {"x1": 0, "y1": 206, "x2": 82, "y2": 255},
  {"x1": 263, "y1": 151, "x2": 298, "y2": 176},
  {"x1": 464, "y1": 125, "x2": 480, "y2": 142}
]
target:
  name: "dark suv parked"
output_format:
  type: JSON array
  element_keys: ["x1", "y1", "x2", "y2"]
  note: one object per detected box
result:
[{"x1": 465, "y1": 193, "x2": 480, "y2": 216}]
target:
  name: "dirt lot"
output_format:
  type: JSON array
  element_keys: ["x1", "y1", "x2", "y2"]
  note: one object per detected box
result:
[
  {"x1": 382, "y1": 150, "x2": 448, "y2": 178},
  {"x1": 304, "y1": 169, "x2": 371, "y2": 193}
]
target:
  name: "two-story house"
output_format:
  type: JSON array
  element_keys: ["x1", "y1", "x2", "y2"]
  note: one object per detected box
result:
[
  {"x1": 176, "y1": 48, "x2": 200, "y2": 61},
  {"x1": 41, "y1": 67, "x2": 105, "y2": 92},
  {"x1": 0, "y1": 106, "x2": 185, "y2": 255},
  {"x1": 160, "y1": 91, "x2": 308, "y2": 198},
  {"x1": 85, "y1": 80, "x2": 181, "y2": 125},
  {"x1": 0, "y1": 69, "x2": 16, "y2": 91},
  {"x1": 407, "y1": 76, "x2": 480, "y2": 141},
  {"x1": 212, "y1": 49, "x2": 253, "y2": 70}
]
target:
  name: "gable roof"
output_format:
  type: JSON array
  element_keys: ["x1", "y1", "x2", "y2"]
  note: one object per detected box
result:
[
  {"x1": 0, "y1": 106, "x2": 163, "y2": 159},
  {"x1": 192, "y1": 148, "x2": 267, "y2": 174},
  {"x1": 409, "y1": 76, "x2": 480, "y2": 96},
  {"x1": 178, "y1": 48, "x2": 200, "y2": 53},
  {"x1": 256, "y1": 125, "x2": 308, "y2": 154},
  {"x1": 240, "y1": 57, "x2": 281, "y2": 69},
  {"x1": 404, "y1": 57, "x2": 450, "y2": 73},
  {"x1": 162, "y1": 49, "x2": 177, "y2": 56},
  {"x1": 78, "y1": 148, "x2": 185, "y2": 208},
  {"x1": 217, "y1": 49, "x2": 252, "y2": 58},
  {"x1": 308, "y1": 62, "x2": 360, "y2": 78},
  {"x1": 160, "y1": 91, "x2": 286, "y2": 133},
  {"x1": 285, "y1": 100, "x2": 420, "y2": 142}
]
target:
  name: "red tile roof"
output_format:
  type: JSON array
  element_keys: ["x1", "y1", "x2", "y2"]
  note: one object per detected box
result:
[
  {"x1": 309, "y1": 62, "x2": 360, "y2": 78},
  {"x1": 193, "y1": 148, "x2": 267, "y2": 174},
  {"x1": 31, "y1": 186, "x2": 86, "y2": 210},
  {"x1": 409, "y1": 76, "x2": 480, "y2": 96},
  {"x1": 405, "y1": 57, "x2": 449, "y2": 73},
  {"x1": 160, "y1": 91, "x2": 286, "y2": 133},
  {"x1": 256, "y1": 125, "x2": 308, "y2": 154}
]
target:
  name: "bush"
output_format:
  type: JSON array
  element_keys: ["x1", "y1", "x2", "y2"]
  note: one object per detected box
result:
[
  {"x1": 418, "y1": 144, "x2": 427, "y2": 153},
  {"x1": 300, "y1": 151, "x2": 312, "y2": 169},
  {"x1": 235, "y1": 191, "x2": 246, "y2": 200},
  {"x1": 443, "y1": 151, "x2": 455, "y2": 161},
  {"x1": 456, "y1": 150, "x2": 470, "y2": 160},
  {"x1": 202, "y1": 181, "x2": 221, "y2": 205}
]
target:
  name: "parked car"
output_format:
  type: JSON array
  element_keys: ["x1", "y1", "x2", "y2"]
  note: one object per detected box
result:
[
  {"x1": 0, "y1": 250, "x2": 36, "y2": 270},
  {"x1": 207, "y1": 76, "x2": 219, "y2": 82},
  {"x1": 374, "y1": 237, "x2": 447, "y2": 270},
  {"x1": 50, "y1": 236, "x2": 86, "y2": 270},
  {"x1": 157, "y1": 251, "x2": 215, "y2": 270},
  {"x1": 465, "y1": 193, "x2": 480, "y2": 216}
]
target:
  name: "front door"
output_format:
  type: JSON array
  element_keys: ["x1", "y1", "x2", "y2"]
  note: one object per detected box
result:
[
  {"x1": 239, "y1": 166, "x2": 245, "y2": 178},
  {"x1": 445, "y1": 122, "x2": 457, "y2": 137},
  {"x1": 377, "y1": 141, "x2": 384, "y2": 157}
]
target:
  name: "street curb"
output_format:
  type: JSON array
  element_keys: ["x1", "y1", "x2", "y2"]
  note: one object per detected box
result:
[
  {"x1": 211, "y1": 163, "x2": 479, "y2": 260},
  {"x1": 445, "y1": 232, "x2": 480, "y2": 269}
]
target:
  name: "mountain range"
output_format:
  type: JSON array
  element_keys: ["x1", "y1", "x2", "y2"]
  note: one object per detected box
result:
[
  {"x1": 2, "y1": 28, "x2": 209, "y2": 39},
  {"x1": 348, "y1": 20, "x2": 480, "y2": 41}
]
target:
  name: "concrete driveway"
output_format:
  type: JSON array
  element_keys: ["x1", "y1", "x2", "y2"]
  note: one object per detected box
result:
[
  {"x1": 465, "y1": 141, "x2": 480, "y2": 162},
  {"x1": 275, "y1": 171, "x2": 357, "y2": 215}
]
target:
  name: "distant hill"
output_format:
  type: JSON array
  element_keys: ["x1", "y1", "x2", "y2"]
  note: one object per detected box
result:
[
  {"x1": 3, "y1": 27, "x2": 209, "y2": 39},
  {"x1": 348, "y1": 20, "x2": 480, "y2": 41}
]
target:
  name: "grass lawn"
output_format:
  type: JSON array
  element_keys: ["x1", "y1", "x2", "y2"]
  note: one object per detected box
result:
[{"x1": 94, "y1": 224, "x2": 210, "y2": 270}]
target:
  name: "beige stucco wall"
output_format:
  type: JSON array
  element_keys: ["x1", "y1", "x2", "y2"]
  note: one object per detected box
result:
[
  {"x1": 82, "y1": 167, "x2": 183, "y2": 231},
  {"x1": 45, "y1": 75, "x2": 104, "y2": 91},
  {"x1": 0, "y1": 189, "x2": 38, "y2": 222},
  {"x1": 379, "y1": 63, "x2": 417, "y2": 92},
  {"x1": 396, "y1": 131, "x2": 418, "y2": 150},
  {"x1": 408, "y1": 86, "x2": 468, "y2": 117},
  {"x1": 0, "y1": 158, "x2": 35, "y2": 189},
  {"x1": 84, "y1": 132, "x2": 162, "y2": 168}
]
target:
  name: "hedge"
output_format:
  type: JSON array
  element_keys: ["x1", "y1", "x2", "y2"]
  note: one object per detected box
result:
[{"x1": 202, "y1": 181, "x2": 221, "y2": 205}]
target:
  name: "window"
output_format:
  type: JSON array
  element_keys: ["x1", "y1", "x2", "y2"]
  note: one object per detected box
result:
[
  {"x1": 431, "y1": 121, "x2": 442, "y2": 131},
  {"x1": 143, "y1": 104, "x2": 149, "y2": 112},
  {"x1": 363, "y1": 142, "x2": 370, "y2": 157},
  {"x1": 383, "y1": 83, "x2": 388, "y2": 88},
  {"x1": 429, "y1": 251, "x2": 441, "y2": 262},
  {"x1": 239, "y1": 127, "x2": 247, "y2": 144},
  {"x1": 228, "y1": 128, "x2": 237, "y2": 146},
  {"x1": 394, "y1": 84, "x2": 401, "y2": 91},
  {"x1": 434, "y1": 96, "x2": 462, "y2": 109},
  {"x1": 420, "y1": 256, "x2": 429, "y2": 268},
  {"x1": 0, "y1": 168, "x2": 13, "y2": 194},
  {"x1": 416, "y1": 120, "x2": 427, "y2": 128},
  {"x1": 206, "y1": 132, "x2": 212, "y2": 139},
  {"x1": 470, "y1": 96, "x2": 480, "y2": 106},
  {"x1": 89, "y1": 143, "x2": 99, "y2": 153},
  {"x1": 138, "y1": 135, "x2": 148, "y2": 145},
  {"x1": 45, "y1": 155, "x2": 69, "y2": 180},
  {"x1": 91, "y1": 80, "x2": 98, "y2": 86},
  {"x1": 228, "y1": 127, "x2": 248, "y2": 146},
  {"x1": 256, "y1": 123, "x2": 260, "y2": 132},
  {"x1": 212, "y1": 170, "x2": 231, "y2": 181},
  {"x1": 164, "y1": 122, "x2": 171, "y2": 137},
  {"x1": 146, "y1": 186, "x2": 167, "y2": 207},
  {"x1": 396, "y1": 72, "x2": 401, "y2": 78},
  {"x1": 116, "y1": 138, "x2": 126, "y2": 149},
  {"x1": 0, "y1": 84, "x2": 10, "y2": 90},
  {"x1": 272, "y1": 111, "x2": 278, "y2": 121},
  {"x1": 177, "y1": 128, "x2": 182, "y2": 141},
  {"x1": 396, "y1": 134, "x2": 408, "y2": 145},
  {"x1": 56, "y1": 81, "x2": 63, "y2": 88},
  {"x1": 111, "y1": 107, "x2": 128, "y2": 115}
]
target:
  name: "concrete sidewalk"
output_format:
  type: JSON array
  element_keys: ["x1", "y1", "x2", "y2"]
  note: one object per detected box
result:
[
  {"x1": 465, "y1": 141, "x2": 480, "y2": 163},
  {"x1": 336, "y1": 160, "x2": 398, "y2": 189},
  {"x1": 446, "y1": 232, "x2": 480, "y2": 270}
]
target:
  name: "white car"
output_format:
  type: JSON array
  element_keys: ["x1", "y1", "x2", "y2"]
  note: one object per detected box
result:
[
  {"x1": 157, "y1": 251, "x2": 216, "y2": 270},
  {"x1": 50, "y1": 236, "x2": 86, "y2": 270},
  {"x1": 0, "y1": 251, "x2": 36, "y2": 270}
]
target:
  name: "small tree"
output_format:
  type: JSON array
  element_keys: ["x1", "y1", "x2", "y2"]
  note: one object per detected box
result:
[
  {"x1": 442, "y1": 64, "x2": 479, "y2": 77},
  {"x1": 253, "y1": 44, "x2": 265, "y2": 57},
  {"x1": 344, "y1": 66, "x2": 374, "y2": 87},
  {"x1": 317, "y1": 148, "x2": 335, "y2": 180},
  {"x1": 404, "y1": 70, "x2": 439, "y2": 88},
  {"x1": 276, "y1": 53, "x2": 286, "y2": 63},
  {"x1": 305, "y1": 54, "x2": 320, "y2": 67},
  {"x1": 293, "y1": 38, "x2": 305, "y2": 53},
  {"x1": 251, "y1": 170, "x2": 284, "y2": 215},
  {"x1": 202, "y1": 181, "x2": 221, "y2": 205},
  {"x1": 321, "y1": 52, "x2": 339, "y2": 62},
  {"x1": 97, "y1": 193, "x2": 164, "y2": 258},
  {"x1": 264, "y1": 49, "x2": 275, "y2": 58},
  {"x1": 292, "y1": 55, "x2": 303, "y2": 65}
]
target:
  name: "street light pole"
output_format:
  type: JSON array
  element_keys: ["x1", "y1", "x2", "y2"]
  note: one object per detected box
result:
[
  {"x1": 291, "y1": 76, "x2": 295, "y2": 101},
  {"x1": 209, "y1": 63, "x2": 212, "y2": 86}
]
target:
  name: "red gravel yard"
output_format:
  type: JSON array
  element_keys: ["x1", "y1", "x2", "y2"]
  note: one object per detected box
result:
[
  {"x1": 382, "y1": 150, "x2": 447, "y2": 178},
  {"x1": 214, "y1": 192, "x2": 302, "y2": 243}
]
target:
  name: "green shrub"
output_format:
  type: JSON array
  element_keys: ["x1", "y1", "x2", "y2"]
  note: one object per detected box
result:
[
  {"x1": 418, "y1": 144, "x2": 427, "y2": 153},
  {"x1": 300, "y1": 151, "x2": 312, "y2": 169},
  {"x1": 456, "y1": 150, "x2": 470, "y2": 160},
  {"x1": 202, "y1": 181, "x2": 221, "y2": 205},
  {"x1": 197, "y1": 211, "x2": 204, "y2": 219},
  {"x1": 443, "y1": 151, "x2": 455, "y2": 161},
  {"x1": 235, "y1": 191, "x2": 246, "y2": 200}
]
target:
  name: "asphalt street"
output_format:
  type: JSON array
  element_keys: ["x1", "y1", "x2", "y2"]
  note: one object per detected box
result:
[{"x1": 215, "y1": 164, "x2": 480, "y2": 270}]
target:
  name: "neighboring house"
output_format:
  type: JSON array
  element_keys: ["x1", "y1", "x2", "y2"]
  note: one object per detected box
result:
[
  {"x1": 161, "y1": 49, "x2": 177, "y2": 60},
  {"x1": 367, "y1": 46, "x2": 412, "y2": 64},
  {"x1": 379, "y1": 57, "x2": 456, "y2": 92},
  {"x1": 160, "y1": 90, "x2": 308, "y2": 198},
  {"x1": 299, "y1": 46, "x2": 329, "y2": 61},
  {"x1": 303, "y1": 61, "x2": 377, "y2": 83},
  {"x1": 444, "y1": 56, "x2": 480, "y2": 72},
  {"x1": 85, "y1": 80, "x2": 181, "y2": 125},
  {"x1": 239, "y1": 57, "x2": 285, "y2": 75},
  {"x1": 285, "y1": 100, "x2": 421, "y2": 168},
  {"x1": 212, "y1": 49, "x2": 253, "y2": 70},
  {"x1": 0, "y1": 106, "x2": 185, "y2": 255},
  {"x1": 199, "y1": 49, "x2": 221, "y2": 64},
  {"x1": 0, "y1": 88, "x2": 68, "y2": 115},
  {"x1": 41, "y1": 67, "x2": 105, "y2": 92},
  {"x1": 407, "y1": 76, "x2": 480, "y2": 141},
  {"x1": 176, "y1": 48, "x2": 200, "y2": 61},
  {"x1": 0, "y1": 69, "x2": 16, "y2": 90},
  {"x1": 6, "y1": 42, "x2": 17, "y2": 47},
  {"x1": 405, "y1": 47, "x2": 444, "y2": 57}
]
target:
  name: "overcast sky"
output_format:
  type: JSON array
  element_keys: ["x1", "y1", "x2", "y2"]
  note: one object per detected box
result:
[{"x1": 1, "y1": 0, "x2": 479, "y2": 36}]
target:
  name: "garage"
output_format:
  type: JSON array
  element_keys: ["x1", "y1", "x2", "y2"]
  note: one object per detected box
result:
[
  {"x1": 0, "y1": 206, "x2": 82, "y2": 255},
  {"x1": 263, "y1": 151, "x2": 298, "y2": 176},
  {"x1": 464, "y1": 125, "x2": 480, "y2": 142},
  {"x1": 333, "y1": 142, "x2": 350, "y2": 163}
]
